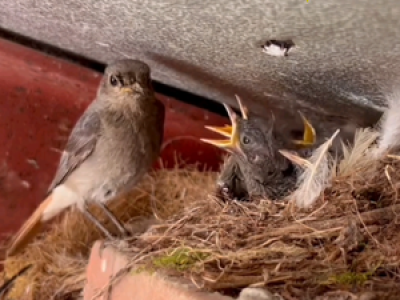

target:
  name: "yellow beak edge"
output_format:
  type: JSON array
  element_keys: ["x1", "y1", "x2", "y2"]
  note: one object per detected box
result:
[
  {"x1": 292, "y1": 111, "x2": 316, "y2": 147},
  {"x1": 200, "y1": 96, "x2": 247, "y2": 151},
  {"x1": 200, "y1": 97, "x2": 316, "y2": 150}
]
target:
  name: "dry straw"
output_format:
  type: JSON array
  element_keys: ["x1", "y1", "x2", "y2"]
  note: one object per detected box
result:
[{"x1": 2, "y1": 126, "x2": 400, "y2": 300}]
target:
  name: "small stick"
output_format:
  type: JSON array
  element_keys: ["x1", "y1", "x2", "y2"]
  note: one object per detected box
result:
[
  {"x1": 0, "y1": 264, "x2": 32, "y2": 299},
  {"x1": 251, "y1": 204, "x2": 400, "y2": 238}
]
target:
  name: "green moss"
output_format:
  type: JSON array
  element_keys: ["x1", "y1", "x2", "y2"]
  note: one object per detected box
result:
[
  {"x1": 324, "y1": 269, "x2": 375, "y2": 286},
  {"x1": 152, "y1": 247, "x2": 210, "y2": 272},
  {"x1": 131, "y1": 266, "x2": 155, "y2": 275}
]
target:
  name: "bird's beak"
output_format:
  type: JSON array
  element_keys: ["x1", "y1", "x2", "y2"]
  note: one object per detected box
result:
[
  {"x1": 121, "y1": 87, "x2": 134, "y2": 94},
  {"x1": 292, "y1": 112, "x2": 316, "y2": 147},
  {"x1": 200, "y1": 99, "x2": 246, "y2": 156},
  {"x1": 235, "y1": 94, "x2": 248, "y2": 120}
]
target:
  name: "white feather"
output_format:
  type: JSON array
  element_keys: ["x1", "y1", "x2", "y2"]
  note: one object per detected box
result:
[
  {"x1": 339, "y1": 127, "x2": 379, "y2": 176},
  {"x1": 376, "y1": 89, "x2": 400, "y2": 156},
  {"x1": 237, "y1": 288, "x2": 279, "y2": 300},
  {"x1": 283, "y1": 130, "x2": 340, "y2": 209}
]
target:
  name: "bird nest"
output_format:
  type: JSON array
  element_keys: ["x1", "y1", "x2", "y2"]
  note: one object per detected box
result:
[{"x1": 2, "y1": 130, "x2": 400, "y2": 300}]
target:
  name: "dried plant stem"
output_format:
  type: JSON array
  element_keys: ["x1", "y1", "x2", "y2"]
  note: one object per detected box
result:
[{"x1": 268, "y1": 204, "x2": 400, "y2": 238}]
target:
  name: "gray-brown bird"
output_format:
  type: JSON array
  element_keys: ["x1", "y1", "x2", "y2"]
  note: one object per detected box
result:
[
  {"x1": 201, "y1": 96, "x2": 316, "y2": 200},
  {"x1": 7, "y1": 59, "x2": 165, "y2": 256}
]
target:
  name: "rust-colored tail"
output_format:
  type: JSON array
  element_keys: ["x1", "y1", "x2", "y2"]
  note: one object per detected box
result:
[{"x1": 7, "y1": 195, "x2": 52, "y2": 257}]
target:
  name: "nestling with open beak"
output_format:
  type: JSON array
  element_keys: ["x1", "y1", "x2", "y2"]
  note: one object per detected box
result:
[
  {"x1": 7, "y1": 59, "x2": 165, "y2": 256},
  {"x1": 201, "y1": 95, "x2": 316, "y2": 200}
]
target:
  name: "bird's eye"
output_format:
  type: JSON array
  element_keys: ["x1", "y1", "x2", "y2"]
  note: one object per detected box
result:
[
  {"x1": 242, "y1": 136, "x2": 251, "y2": 145},
  {"x1": 110, "y1": 75, "x2": 118, "y2": 87}
]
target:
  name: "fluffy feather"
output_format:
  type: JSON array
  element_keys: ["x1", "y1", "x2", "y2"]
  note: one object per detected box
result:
[
  {"x1": 281, "y1": 129, "x2": 340, "y2": 209},
  {"x1": 339, "y1": 127, "x2": 380, "y2": 176},
  {"x1": 376, "y1": 89, "x2": 400, "y2": 156},
  {"x1": 237, "y1": 287, "x2": 279, "y2": 300}
]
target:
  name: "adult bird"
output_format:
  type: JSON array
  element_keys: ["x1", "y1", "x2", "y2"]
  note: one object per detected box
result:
[{"x1": 7, "y1": 59, "x2": 165, "y2": 256}]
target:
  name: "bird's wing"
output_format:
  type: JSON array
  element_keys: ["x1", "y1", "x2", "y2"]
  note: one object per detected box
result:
[{"x1": 47, "y1": 108, "x2": 101, "y2": 193}]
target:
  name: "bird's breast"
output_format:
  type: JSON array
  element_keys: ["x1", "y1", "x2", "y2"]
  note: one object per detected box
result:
[{"x1": 65, "y1": 106, "x2": 163, "y2": 203}]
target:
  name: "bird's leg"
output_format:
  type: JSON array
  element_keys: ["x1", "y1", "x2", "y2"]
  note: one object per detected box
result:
[
  {"x1": 82, "y1": 203, "x2": 115, "y2": 240},
  {"x1": 95, "y1": 202, "x2": 129, "y2": 236}
]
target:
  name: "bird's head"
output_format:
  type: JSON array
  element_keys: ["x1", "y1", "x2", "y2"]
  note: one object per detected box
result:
[
  {"x1": 201, "y1": 95, "x2": 317, "y2": 179},
  {"x1": 99, "y1": 59, "x2": 153, "y2": 99}
]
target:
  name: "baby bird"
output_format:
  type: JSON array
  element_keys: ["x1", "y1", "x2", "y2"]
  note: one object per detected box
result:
[{"x1": 201, "y1": 96, "x2": 316, "y2": 201}]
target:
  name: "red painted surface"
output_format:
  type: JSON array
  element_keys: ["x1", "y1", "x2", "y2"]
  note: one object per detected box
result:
[{"x1": 0, "y1": 38, "x2": 228, "y2": 242}]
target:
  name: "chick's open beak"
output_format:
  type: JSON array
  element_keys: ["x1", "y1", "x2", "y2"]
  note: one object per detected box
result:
[
  {"x1": 204, "y1": 125, "x2": 233, "y2": 138},
  {"x1": 292, "y1": 112, "x2": 316, "y2": 147},
  {"x1": 200, "y1": 103, "x2": 243, "y2": 154}
]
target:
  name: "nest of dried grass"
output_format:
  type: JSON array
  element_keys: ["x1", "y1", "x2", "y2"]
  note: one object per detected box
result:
[
  {"x1": 112, "y1": 157, "x2": 400, "y2": 300},
  {"x1": 1, "y1": 164, "x2": 217, "y2": 300},
  {"x1": 3, "y1": 130, "x2": 400, "y2": 300}
]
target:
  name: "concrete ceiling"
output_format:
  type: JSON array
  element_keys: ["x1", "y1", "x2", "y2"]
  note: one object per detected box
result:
[{"x1": 1, "y1": 0, "x2": 400, "y2": 143}]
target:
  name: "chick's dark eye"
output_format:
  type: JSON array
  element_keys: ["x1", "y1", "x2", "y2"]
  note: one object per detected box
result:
[
  {"x1": 242, "y1": 136, "x2": 251, "y2": 145},
  {"x1": 110, "y1": 75, "x2": 118, "y2": 87}
]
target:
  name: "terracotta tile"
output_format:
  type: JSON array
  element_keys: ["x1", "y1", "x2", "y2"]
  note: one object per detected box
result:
[{"x1": 84, "y1": 241, "x2": 233, "y2": 300}]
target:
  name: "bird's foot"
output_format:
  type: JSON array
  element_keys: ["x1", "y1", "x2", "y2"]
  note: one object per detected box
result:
[
  {"x1": 96, "y1": 202, "x2": 131, "y2": 238},
  {"x1": 83, "y1": 203, "x2": 130, "y2": 242},
  {"x1": 216, "y1": 182, "x2": 249, "y2": 202},
  {"x1": 216, "y1": 182, "x2": 233, "y2": 201}
]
